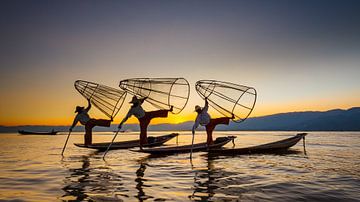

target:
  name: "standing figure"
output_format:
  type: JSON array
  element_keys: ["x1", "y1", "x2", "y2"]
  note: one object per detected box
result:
[
  {"x1": 118, "y1": 96, "x2": 172, "y2": 149},
  {"x1": 192, "y1": 98, "x2": 233, "y2": 145},
  {"x1": 69, "y1": 99, "x2": 112, "y2": 146}
]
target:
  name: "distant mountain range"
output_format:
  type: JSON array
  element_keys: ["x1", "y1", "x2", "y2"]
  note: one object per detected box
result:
[{"x1": 1, "y1": 107, "x2": 359, "y2": 133}]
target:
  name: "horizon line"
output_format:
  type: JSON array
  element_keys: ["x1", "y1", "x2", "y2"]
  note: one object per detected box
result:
[{"x1": 1, "y1": 106, "x2": 358, "y2": 127}]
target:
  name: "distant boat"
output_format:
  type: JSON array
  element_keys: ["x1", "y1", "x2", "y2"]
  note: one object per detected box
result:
[{"x1": 18, "y1": 129, "x2": 58, "y2": 135}]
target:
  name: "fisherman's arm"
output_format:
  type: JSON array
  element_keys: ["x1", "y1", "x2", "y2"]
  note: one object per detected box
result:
[
  {"x1": 140, "y1": 97, "x2": 147, "y2": 104},
  {"x1": 203, "y1": 97, "x2": 209, "y2": 112},
  {"x1": 85, "y1": 99, "x2": 91, "y2": 112},
  {"x1": 192, "y1": 117, "x2": 200, "y2": 134},
  {"x1": 69, "y1": 116, "x2": 79, "y2": 131},
  {"x1": 118, "y1": 109, "x2": 133, "y2": 129}
]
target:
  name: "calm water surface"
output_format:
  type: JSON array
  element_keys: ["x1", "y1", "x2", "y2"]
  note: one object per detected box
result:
[{"x1": 0, "y1": 131, "x2": 359, "y2": 201}]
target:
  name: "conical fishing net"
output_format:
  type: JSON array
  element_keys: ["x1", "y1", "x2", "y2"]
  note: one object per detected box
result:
[
  {"x1": 196, "y1": 80, "x2": 257, "y2": 123},
  {"x1": 119, "y1": 78, "x2": 190, "y2": 114},
  {"x1": 74, "y1": 80, "x2": 127, "y2": 119}
]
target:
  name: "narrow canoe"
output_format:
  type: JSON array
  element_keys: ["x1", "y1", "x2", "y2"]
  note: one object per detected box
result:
[
  {"x1": 133, "y1": 136, "x2": 236, "y2": 155},
  {"x1": 18, "y1": 130, "x2": 58, "y2": 135},
  {"x1": 208, "y1": 133, "x2": 307, "y2": 156},
  {"x1": 74, "y1": 133, "x2": 178, "y2": 151}
]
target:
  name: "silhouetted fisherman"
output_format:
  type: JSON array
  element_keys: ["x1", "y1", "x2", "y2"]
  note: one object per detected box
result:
[
  {"x1": 118, "y1": 96, "x2": 172, "y2": 149},
  {"x1": 192, "y1": 98, "x2": 233, "y2": 145},
  {"x1": 69, "y1": 99, "x2": 112, "y2": 146}
]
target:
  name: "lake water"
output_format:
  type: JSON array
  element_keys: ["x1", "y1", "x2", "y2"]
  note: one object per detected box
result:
[{"x1": 0, "y1": 131, "x2": 359, "y2": 201}]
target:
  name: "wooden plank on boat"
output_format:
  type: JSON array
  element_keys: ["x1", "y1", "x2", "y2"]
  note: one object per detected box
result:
[
  {"x1": 133, "y1": 136, "x2": 236, "y2": 155},
  {"x1": 74, "y1": 133, "x2": 178, "y2": 151},
  {"x1": 208, "y1": 133, "x2": 307, "y2": 156}
]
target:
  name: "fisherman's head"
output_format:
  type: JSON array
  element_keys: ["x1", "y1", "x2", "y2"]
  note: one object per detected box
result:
[
  {"x1": 129, "y1": 96, "x2": 140, "y2": 106},
  {"x1": 195, "y1": 105, "x2": 202, "y2": 113},
  {"x1": 75, "y1": 106, "x2": 84, "y2": 113}
]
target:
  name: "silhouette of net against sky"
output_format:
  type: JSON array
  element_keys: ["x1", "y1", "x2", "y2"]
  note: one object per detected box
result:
[
  {"x1": 74, "y1": 80, "x2": 127, "y2": 119},
  {"x1": 119, "y1": 78, "x2": 190, "y2": 114},
  {"x1": 196, "y1": 80, "x2": 257, "y2": 123}
]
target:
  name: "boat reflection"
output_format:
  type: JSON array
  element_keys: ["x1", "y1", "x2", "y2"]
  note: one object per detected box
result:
[
  {"x1": 189, "y1": 156, "x2": 218, "y2": 201},
  {"x1": 61, "y1": 152, "x2": 125, "y2": 201},
  {"x1": 59, "y1": 146, "x2": 307, "y2": 201}
]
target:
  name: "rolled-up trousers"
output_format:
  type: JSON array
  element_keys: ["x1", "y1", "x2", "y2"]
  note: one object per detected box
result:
[
  {"x1": 205, "y1": 117, "x2": 230, "y2": 145},
  {"x1": 85, "y1": 119, "x2": 111, "y2": 145},
  {"x1": 138, "y1": 110, "x2": 169, "y2": 147}
]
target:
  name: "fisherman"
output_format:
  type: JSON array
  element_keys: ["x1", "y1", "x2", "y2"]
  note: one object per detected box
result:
[
  {"x1": 69, "y1": 99, "x2": 112, "y2": 146},
  {"x1": 118, "y1": 95, "x2": 173, "y2": 149},
  {"x1": 192, "y1": 97, "x2": 233, "y2": 145}
]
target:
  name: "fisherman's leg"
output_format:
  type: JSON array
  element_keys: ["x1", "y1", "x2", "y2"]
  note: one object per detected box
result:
[
  {"x1": 139, "y1": 118, "x2": 150, "y2": 149},
  {"x1": 205, "y1": 117, "x2": 230, "y2": 145},
  {"x1": 85, "y1": 121, "x2": 95, "y2": 145},
  {"x1": 147, "y1": 110, "x2": 169, "y2": 119},
  {"x1": 212, "y1": 117, "x2": 231, "y2": 126},
  {"x1": 92, "y1": 119, "x2": 111, "y2": 127},
  {"x1": 205, "y1": 124, "x2": 215, "y2": 145}
]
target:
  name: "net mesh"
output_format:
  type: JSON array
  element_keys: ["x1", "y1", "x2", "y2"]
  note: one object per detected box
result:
[
  {"x1": 74, "y1": 80, "x2": 127, "y2": 119},
  {"x1": 195, "y1": 80, "x2": 257, "y2": 123},
  {"x1": 119, "y1": 78, "x2": 190, "y2": 114}
]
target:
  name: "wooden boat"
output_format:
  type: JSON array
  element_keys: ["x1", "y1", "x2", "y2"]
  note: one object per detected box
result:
[
  {"x1": 133, "y1": 136, "x2": 236, "y2": 155},
  {"x1": 74, "y1": 133, "x2": 178, "y2": 151},
  {"x1": 18, "y1": 130, "x2": 58, "y2": 135},
  {"x1": 208, "y1": 133, "x2": 307, "y2": 156}
]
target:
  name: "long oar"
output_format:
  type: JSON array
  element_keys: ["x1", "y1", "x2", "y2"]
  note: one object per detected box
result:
[
  {"x1": 190, "y1": 131, "x2": 195, "y2": 160},
  {"x1": 61, "y1": 130, "x2": 72, "y2": 156},
  {"x1": 102, "y1": 129, "x2": 121, "y2": 160}
]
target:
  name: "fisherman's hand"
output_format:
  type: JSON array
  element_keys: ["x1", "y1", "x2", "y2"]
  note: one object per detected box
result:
[
  {"x1": 118, "y1": 124, "x2": 122, "y2": 130},
  {"x1": 69, "y1": 128, "x2": 73, "y2": 132}
]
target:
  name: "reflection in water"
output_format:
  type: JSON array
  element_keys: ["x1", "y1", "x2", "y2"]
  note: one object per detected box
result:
[
  {"x1": 135, "y1": 161, "x2": 151, "y2": 201},
  {"x1": 59, "y1": 148, "x2": 309, "y2": 201},
  {"x1": 61, "y1": 152, "x2": 125, "y2": 201},
  {"x1": 1, "y1": 132, "x2": 359, "y2": 201},
  {"x1": 62, "y1": 155, "x2": 91, "y2": 201},
  {"x1": 190, "y1": 156, "x2": 217, "y2": 201}
]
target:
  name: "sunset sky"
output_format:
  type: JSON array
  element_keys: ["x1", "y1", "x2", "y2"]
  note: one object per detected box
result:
[{"x1": 0, "y1": 1, "x2": 359, "y2": 126}]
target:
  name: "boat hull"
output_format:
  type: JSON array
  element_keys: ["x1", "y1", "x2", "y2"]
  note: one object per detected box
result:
[
  {"x1": 74, "y1": 133, "x2": 178, "y2": 151},
  {"x1": 208, "y1": 133, "x2": 307, "y2": 156},
  {"x1": 134, "y1": 136, "x2": 236, "y2": 155}
]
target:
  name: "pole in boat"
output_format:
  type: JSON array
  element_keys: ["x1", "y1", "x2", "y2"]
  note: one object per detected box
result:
[
  {"x1": 103, "y1": 129, "x2": 120, "y2": 160},
  {"x1": 190, "y1": 131, "x2": 195, "y2": 160},
  {"x1": 303, "y1": 135, "x2": 307, "y2": 155},
  {"x1": 61, "y1": 130, "x2": 72, "y2": 156}
]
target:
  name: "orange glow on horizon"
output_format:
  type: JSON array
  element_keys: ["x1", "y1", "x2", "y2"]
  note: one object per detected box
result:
[
  {"x1": 2, "y1": 102, "x2": 358, "y2": 127},
  {"x1": 1, "y1": 88, "x2": 358, "y2": 126}
]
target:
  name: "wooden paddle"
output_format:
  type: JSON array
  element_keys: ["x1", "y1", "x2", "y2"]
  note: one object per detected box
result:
[
  {"x1": 190, "y1": 131, "x2": 195, "y2": 160},
  {"x1": 102, "y1": 129, "x2": 123, "y2": 160},
  {"x1": 61, "y1": 130, "x2": 72, "y2": 156}
]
